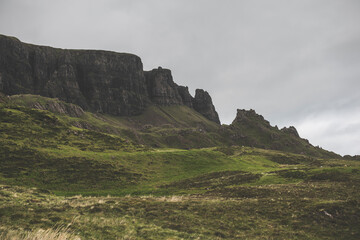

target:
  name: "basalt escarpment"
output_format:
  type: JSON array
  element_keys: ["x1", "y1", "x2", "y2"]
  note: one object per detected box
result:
[
  {"x1": 144, "y1": 67, "x2": 220, "y2": 123},
  {"x1": 0, "y1": 35, "x2": 148, "y2": 116},
  {"x1": 0, "y1": 34, "x2": 220, "y2": 123},
  {"x1": 144, "y1": 67, "x2": 183, "y2": 105}
]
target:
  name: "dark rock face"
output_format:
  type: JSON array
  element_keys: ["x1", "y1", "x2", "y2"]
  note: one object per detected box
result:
[
  {"x1": 193, "y1": 89, "x2": 220, "y2": 124},
  {"x1": 0, "y1": 35, "x2": 148, "y2": 116},
  {"x1": 144, "y1": 67, "x2": 183, "y2": 105},
  {"x1": 232, "y1": 109, "x2": 270, "y2": 126},
  {"x1": 177, "y1": 86, "x2": 193, "y2": 108},
  {"x1": 144, "y1": 67, "x2": 220, "y2": 123},
  {"x1": 0, "y1": 34, "x2": 221, "y2": 123},
  {"x1": 281, "y1": 126, "x2": 300, "y2": 138}
]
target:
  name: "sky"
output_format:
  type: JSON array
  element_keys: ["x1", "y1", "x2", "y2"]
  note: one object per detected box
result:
[{"x1": 0, "y1": 0, "x2": 359, "y2": 156}]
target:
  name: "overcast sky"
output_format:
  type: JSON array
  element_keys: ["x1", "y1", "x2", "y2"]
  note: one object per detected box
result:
[{"x1": 0, "y1": 0, "x2": 359, "y2": 155}]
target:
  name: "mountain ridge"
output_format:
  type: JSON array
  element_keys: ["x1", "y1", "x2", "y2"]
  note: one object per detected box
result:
[
  {"x1": 0, "y1": 34, "x2": 340, "y2": 158},
  {"x1": 0, "y1": 34, "x2": 220, "y2": 123},
  {"x1": 0, "y1": 92, "x2": 340, "y2": 158}
]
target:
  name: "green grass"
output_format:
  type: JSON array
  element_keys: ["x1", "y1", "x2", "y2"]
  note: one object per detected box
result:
[
  {"x1": 0, "y1": 104, "x2": 357, "y2": 195},
  {"x1": 3, "y1": 94, "x2": 342, "y2": 157},
  {"x1": 1, "y1": 95, "x2": 360, "y2": 239},
  {"x1": 1, "y1": 180, "x2": 359, "y2": 239}
]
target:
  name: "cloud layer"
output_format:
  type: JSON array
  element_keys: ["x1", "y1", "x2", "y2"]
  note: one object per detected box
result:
[{"x1": 1, "y1": 0, "x2": 359, "y2": 155}]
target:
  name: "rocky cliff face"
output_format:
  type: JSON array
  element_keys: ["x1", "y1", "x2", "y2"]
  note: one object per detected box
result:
[
  {"x1": 144, "y1": 67, "x2": 220, "y2": 123},
  {"x1": 144, "y1": 67, "x2": 194, "y2": 108},
  {"x1": 0, "y1": 35, "x2": 148, "y2": 116},
  {"x1": 177, "y1": 86, "x2": 193, "y2": 108},
  {"x1": 0, "y1": 34, "x2": 220, "y2": 123},
  {"x1": 193, "y1": 89, "x2": 220, "y2": 124},
  {"x1": 232, "y1": 109, "x2": 271, "y2": 126},
  {"x1": 281, "y1": 126, "x2": 300, "y2": 137},
  {"x1": 144, "y1": 67, "x2": 183, "y2": 105}
]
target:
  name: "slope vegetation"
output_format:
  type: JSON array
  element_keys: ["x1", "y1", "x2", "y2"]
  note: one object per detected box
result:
[
  {"x1": 1, "y1": 94, "x2": 359, "y2": 239},
  {"x1": 2, "y1": 94, "x2": 340, "y2": 157}
]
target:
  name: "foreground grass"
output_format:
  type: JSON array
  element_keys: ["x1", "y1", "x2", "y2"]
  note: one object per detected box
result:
[
  {"x1": 1, "y1": 146, "x2": 360, "y2": 239},
  {"x1": 2, "y1": 143, "x2": 359, "y2": 239},
  {"x1": 0, "y1": 181, "x2": 359, "y2": 240},
  {"x1": 0, "y1": 225, "x2": 80, "y2": 240}
]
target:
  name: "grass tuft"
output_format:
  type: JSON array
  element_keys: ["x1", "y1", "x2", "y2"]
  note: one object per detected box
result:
[{"x1": 0, "y1": 225, "x2": 80, "y2": 240}]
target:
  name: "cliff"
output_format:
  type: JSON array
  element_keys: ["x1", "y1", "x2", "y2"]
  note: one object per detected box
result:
[
  {"x1": 0, "y1": 35, "x2": 148, "y2": 116},
  {"x1": 193, "y1": 89, "x2": 220, "y2": 124},
  {"x1": 144, "y1": 67, "x2": 183, "y2": 105},
  {"x1": 144, "y1": 67, "x2": 220, "y2": 123},
  {"x1": 0, "y1": 34, "x2": 220, "y2": 123}
]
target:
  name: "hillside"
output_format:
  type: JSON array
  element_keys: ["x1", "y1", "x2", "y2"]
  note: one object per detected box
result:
[
  {"x1": 0, "y1": 34, "x2": 357, "y2": 239},
  {"x1": 0, "y1": 34, "x2": 341, "y2": 157},
  {"x1": 227, "y1": 109, "x2": 339, "y2": 158},
  {"x1": 1, "y1": 93, "x2": 339, "y2": 158},
  {"x1": 0, "y1": 99, "x2": 359, "y2": 239}
]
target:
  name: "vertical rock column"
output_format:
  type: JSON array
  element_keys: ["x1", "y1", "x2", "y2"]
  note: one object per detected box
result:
[{"x1": 192, "y1": 89, "x2": 220, "y2": 124}]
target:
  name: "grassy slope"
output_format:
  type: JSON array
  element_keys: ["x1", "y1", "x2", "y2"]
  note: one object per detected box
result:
[
  {"x1": 6, "y1": 94, "x2": 223, "y2": 149},
  {"x1": 1, "y1": 156, "x2": 359, "y2": 239},
  {"x1": 1, "y1": 95, "x2": 360, "y2": 239},
  {"x1": 4, "y1": 94, "x2": 341, "y2": 158},
  {"x1": 228, "y1": 113, "x2": 339, "y2": 158}
]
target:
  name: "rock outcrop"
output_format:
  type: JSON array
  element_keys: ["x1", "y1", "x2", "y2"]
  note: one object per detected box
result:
[
  {"x1": 144, "y1": 67, "x2": 183, "y2": 105},
  {"x1": 144, "y1": 67, "x2": 220, "y2": 123},
  {"x1": 232, "y1": 109, "x2": 270, "y2": 126},
  {"x1": 0, "y1": 34, "x2": 221, "y2": 123},
  {"x1": 226, "y1": 108, "x2": 339, "y2": 157},
  {"x1": 177, "y1": 86, "x2": 193, "y2": 108},
  {"x1": 193, "y1": 89, "x2": 220, "y2": 124},
  {"x1": 281, "y1": 126, "x2": 300, "y2": 138}
]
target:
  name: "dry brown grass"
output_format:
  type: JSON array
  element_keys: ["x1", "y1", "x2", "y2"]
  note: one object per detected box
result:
[
  {"x1": 157, "y1": 195, "x2": 185, "y2": 202},
  {"x1": 0, "y1": 225, "x2": 80, "y2": 240}
]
